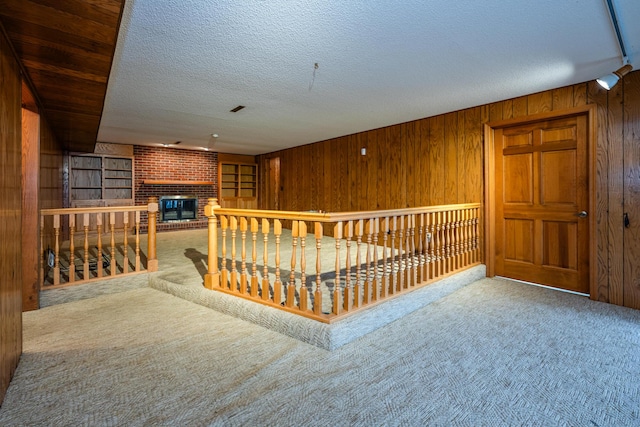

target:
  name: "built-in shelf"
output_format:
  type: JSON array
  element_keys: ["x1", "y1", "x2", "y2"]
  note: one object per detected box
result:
[
  {"x1": 69, "y1": 153, "x2": 134, "y2": 206},
  {"x1": 142, "y1": 179, "x2": 215, "y2": 185}
]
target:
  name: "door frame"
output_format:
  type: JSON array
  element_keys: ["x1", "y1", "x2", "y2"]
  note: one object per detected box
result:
[{"x1": 483, "y1": 104, "x2": 597, "y2": 297}]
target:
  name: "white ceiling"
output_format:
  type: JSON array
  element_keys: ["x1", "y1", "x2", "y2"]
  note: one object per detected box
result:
[{"x1": 98, "y1": 0, "x2": 640, "y2": 155}]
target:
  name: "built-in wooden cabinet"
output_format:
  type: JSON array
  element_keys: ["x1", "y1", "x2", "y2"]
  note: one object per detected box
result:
[
  {"x1": 218, "y1": 154, "x2": 258, "y2": 209},
  {"x1": 69, "y1": 152, "x2": 134, "y2": 207},
  {"x1": 220, "y1": 163, "x2": 256, "y2": 198}
]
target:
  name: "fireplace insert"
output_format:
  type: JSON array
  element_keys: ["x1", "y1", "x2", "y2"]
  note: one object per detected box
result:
[{"x1": 159, "y1": 195, "x2": 198, "y2": 222}]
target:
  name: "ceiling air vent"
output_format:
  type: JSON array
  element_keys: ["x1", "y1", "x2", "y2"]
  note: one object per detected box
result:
[{"x1": 230, "y1": 105, "x2": 245, "y2": 113}]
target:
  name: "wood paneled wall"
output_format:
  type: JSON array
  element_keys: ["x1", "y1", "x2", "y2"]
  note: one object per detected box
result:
[
  {"x1": 621, "y1": 73, "x2": 640, "y2": 309},
  {"x1": 0, "y1": 25, "x2": 23, "y2": 405},
  {"x1": 258, "y1": 72, "x2": 640, "y2": 308},
  {"x1": 22, "y1": 108, "x2": 40, "y2": 312},
  {"x1": 258, "y1": 109, "x2": 486, "y2": 212},
  {"x1": 21, "y1": 111, "x2": 64, "y2": 311},
  {"x1": 40, "y1": 118, "x2": 64, "y2": 211}
]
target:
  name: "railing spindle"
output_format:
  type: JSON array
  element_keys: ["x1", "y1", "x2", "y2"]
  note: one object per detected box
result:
[
  {"x1": 299, "y1": 221, "x2": 308, "y2": 311},
  {"x1": 451, "y1": 210, "x2": 458, "y2": 270},
  {"x1": 110, "y1": 212, "x2": 116, "y2": 276},
  {"x1": 240, "y1": 217, "x2": 248, "y2": 294},
  {"x1": 397, "y1": 215, "x2": 404, "y2": 291},
  {"x1": 333, "y1": 221, "x2": 343, "y2": 316},
  {"x1": 287, "y1": 221, "x2": 299, "y2": 308},
  {"x1": 135, "y1": 211, "x2": 141, "y2": 272},
  {"x1": 354, "y1": 219, "x2": 363, "y2": 308},
  {"x1": 409, "y1": 214, "x2": 417, "y2": 288},
  {"x1": 416, "y1": 213, "x2": 424, "y2": 284},
  {"x1": 442, "y1": 211, "x2": 449, "y2": 274},
  {"x1": 220, "y1": 216, "x2": 229, "y2": 289},
  {"x1": 273, "y1": 219, "x2": 283, "y2": 305},
  {"x1": 422, "y1": 213, "x2": 430, "y2": 283},
  {"x1": 464, "y1": 209, "x2": 472, "y2": 264},
  {"x1": 381, "y1": 217, "x2": 389, "y2": 299},
  {"x1": 428, "y1": 212, "x2": 436, "y2": 280},
  {"x1": 250, "y1": 218, "x2": 259, "y2": 297},
  {"x1": 230, "y1": 216, "x2": 238, "y2": 292},
  {"x1": 83, "y1": 213, "x2": 90, "y2": 280},
  {"x1": 53, "y1": 214, "x2": 60, "y2": 285},
  {"x1": 447, "y1": 210, "x2": 453, "y2": 270},
  {"x1": 69, "y1": 214, "x2": 76, "y2": 283},
  {"x1": 389, "y1": 216, "x2": 397, "y2": 294},
  {"x1": 314, "y1": 222, "x2": 323, "y2": 316},
  {"x1": 404, "y1": 215, "x2": 412, "y2": 288},
  {"x1": 474, "y1": 207, "x2": 480, "y2": 262},
  {"x1": 40, "y1": 215, "x2": 45, "y2": 287},
  {"x1": 455, "y1": 209, "x2": 461, "y2": 269},
  {"x1": 436, "y1": 212, "x2": 443, "y2": 278},
  {"x1": 343, "y1": 221, "x2": 353, "y2": 311},
  {"x1": 123, "y1": 212, "x2": 129, "y2": 274},
  {"x1": 450, "y1": 210, "x2": 457, "y2": 271},
  {"x1": 364, "y1": 219, "x2": 373, "y2": 305},
  {"x1": 96, "y1": 214, "x2": 103, "y2": 278},
  {"x1": 262, "y1": 219, "x2": 271, "y2": 301},
  {"x1": 371, "y1": 218, "x2": 379, "y2": 301}
]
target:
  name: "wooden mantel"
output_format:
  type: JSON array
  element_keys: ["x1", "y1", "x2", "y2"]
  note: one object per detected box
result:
[{"x1": 142, "y1": 179, "x2": 215, "y2": 185}]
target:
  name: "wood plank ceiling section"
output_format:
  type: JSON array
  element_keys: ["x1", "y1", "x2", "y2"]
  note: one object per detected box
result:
[{"x1": 0, "y1": 0, "x2": 125, "y2": 153}]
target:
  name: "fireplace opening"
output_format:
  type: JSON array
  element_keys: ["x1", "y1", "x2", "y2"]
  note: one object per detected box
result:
[{"x1": 159, "y1": 195, "x2": 198, "y2": 222}]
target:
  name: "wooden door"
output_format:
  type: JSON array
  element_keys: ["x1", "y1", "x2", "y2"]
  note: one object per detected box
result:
[{"x1": 495, "y1": 115, "x2": 589, "y2": 294}]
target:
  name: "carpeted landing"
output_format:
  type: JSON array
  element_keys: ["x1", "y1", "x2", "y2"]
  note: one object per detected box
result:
[
  {"x1": 150, "y1": 264, "x2": 486, "y2": 350},
  {"x1": 1, "y1": 277, "x2": 639, "y2": 426},
  {"x1": 40, "y1": 227, "x2": 487, "y2": 350}
]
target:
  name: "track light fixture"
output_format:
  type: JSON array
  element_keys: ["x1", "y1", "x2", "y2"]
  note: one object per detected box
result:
[
  {"x1": 596, "y1": 63, "x2": 633, "y2": 90},
  {"x1": 598, "y1": 0, "x2": 632, "y2": 91}
]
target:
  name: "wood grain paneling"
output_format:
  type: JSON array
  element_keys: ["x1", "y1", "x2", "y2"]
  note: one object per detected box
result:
[
  {"x1": 429, "y1": 116, "x2": 445, "y2": 205},
  {"x1": 607, "y1": 79, "x2": 624, "y2": 305},
  {"x1": 258, "y1": 71, "x2": 640, "y2": 310},
  {"x1": 0, "y1": 26, "x2": 23, "y2": 406},
  {"x1": 418, "y1": 118, "x2": 430, "y2": 206},
  {"x1": 528, "y1": 91, "x2": 552, "y2": 115},
  {"x1": 552, "y1": 86, "x2": 574, "y2": 111},
  {"x1": 0, "y1": 0, "x2": 125, "y2": 153},
  {"x1": 588, "y1": 81, "x2": 611, "y2": 302},
  {"x1": 513, "y1": 95, "x2": 528, "y2": 118},
  {"x1": 22, "y1": 108, "x2": 40, "y2": 312},
  {"x1": 623, "y1": 72, "x2": 640, "y2": 309}
]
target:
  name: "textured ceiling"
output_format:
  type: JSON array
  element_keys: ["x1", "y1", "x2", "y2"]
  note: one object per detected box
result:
[{"x1": 98, "y1": 0, "x2": 640, "y2": 155}]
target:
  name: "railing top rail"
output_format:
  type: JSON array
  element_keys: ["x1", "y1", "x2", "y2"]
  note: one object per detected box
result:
[
  {"x1": 41, "y1": 204, "x2": 153, "y2": 216},
  {"x1": 213, "y1": 202, "x2": 481, "y2": 222}
]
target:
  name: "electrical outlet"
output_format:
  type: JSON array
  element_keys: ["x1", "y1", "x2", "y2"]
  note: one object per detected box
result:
[{"x1": 426, "y1": 232, "x2": 432, "y2": 243}]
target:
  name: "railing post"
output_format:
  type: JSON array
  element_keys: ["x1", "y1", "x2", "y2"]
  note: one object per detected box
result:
[
  {"x1": 53, "y1": 214, "x2": 60, "y2": 285},
  {"x1": 147, "y1": 197, "x2": 159, "y2": 272},
  {"x1": 204, "y1": 198, "x2": 221, "y2": 289},
  {"x1": 40, "y1": 215, "x2": 45, "y2": 290}
]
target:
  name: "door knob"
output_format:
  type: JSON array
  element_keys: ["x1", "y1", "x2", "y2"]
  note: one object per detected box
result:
[{"x1": 575, "y1": 211, "x2": 588, "y2": 218}]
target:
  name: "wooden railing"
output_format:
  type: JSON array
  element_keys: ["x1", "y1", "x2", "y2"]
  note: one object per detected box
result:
[
  {"x1": 204, "y1": 199, "x2": 481, "y2": 323},
  {"x1": 40, "y1": 197, "x2": 159, "y2": 289}
]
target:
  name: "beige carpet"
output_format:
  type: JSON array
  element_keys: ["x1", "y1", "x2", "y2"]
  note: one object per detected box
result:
[{"x1": 1, "y1": 277, "x2": 639, "y2": 426}]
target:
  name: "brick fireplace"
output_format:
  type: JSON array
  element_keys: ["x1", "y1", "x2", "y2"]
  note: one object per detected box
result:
[{"x1": 134, "y1": 146, "x2": 218, "y2": 232}]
